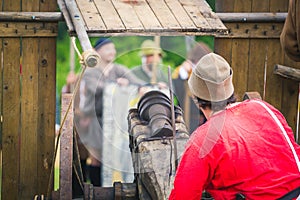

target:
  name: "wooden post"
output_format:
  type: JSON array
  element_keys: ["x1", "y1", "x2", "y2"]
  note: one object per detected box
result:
[
  {"x1": 59, "y1": 94, "x2": 73, "y2": 200},
  {"x1": 64, "y1": 0, "x2": 100, "y2": 68},
  {"x1": 1, "y1": 0, "x2": 57, "y2": 199},
  {"x1": 1, "y1": 1, "x2": 22, "y2": 199}
]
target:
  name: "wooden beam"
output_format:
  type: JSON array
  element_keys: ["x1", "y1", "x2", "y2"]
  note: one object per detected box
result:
[
  {"x1": 216, "y1": 22, "x2": 283, "y2": 38},
  {"x1": 57, "y1": 0, "x2": 74, "y2": 32},
  {"x1": 217, "y1": 12, "x2": 287, "y2": 22},
  {"x1": 0, "y1": 12, "x2": 63, "y2": 22},
  {"x1": 64, "y1": 0, "x2": 93, "y2": 51},
  {"x1": 64, "y1": 0, "x2": 100, "y2": 68},
  {"x1": 0, "y1": 22, "x2": 57, "y2": 37},
  {"x1": 274, "y1": 64, "x2": 300, "y2": 82}
]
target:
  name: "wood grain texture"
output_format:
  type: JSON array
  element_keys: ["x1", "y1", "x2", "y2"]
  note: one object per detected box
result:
[
  {"x1": 1, "y1": 1, "x2": 21, "y2": 199},
  {"x1": 20, "y1": 37, "x2": 39, "y2": 199},
  {"x1": 94, "y1": 0, "x2": 125, "y2": 31},
  {"x1": 76, "y1": 0, "x2": 106, "y2": 31},
  {"x1": 111, "y1": 0, "x2": 143, "y2": 30},
  {"x1": 37, "y1": 37, "x2": 56, "y2": 195}
]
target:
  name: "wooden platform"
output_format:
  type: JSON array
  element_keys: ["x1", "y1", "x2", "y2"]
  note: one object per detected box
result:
[{"x1": 59, "y1": 0, "x2": 227, "y2": 36}]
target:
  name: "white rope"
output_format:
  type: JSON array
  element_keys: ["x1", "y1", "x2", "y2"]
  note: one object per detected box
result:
[
  {"x1": 71, "y1": 36, "x2": 83, "y2": 61},
  {"x1": 252, "y1": 100, "x2": 300, "y2": 172}
]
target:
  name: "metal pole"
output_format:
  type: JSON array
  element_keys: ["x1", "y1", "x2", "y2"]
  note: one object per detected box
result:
[{"x1": 168, "y1": 66, "x2": 178, "y2": 170}]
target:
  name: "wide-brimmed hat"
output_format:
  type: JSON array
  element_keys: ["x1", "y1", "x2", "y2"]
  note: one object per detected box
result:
[
  {"x1": 188, "y1": 53, "x2": 234, "y2": 102},
  {"x1": 139, "y1": 40, "x2": 165, "y2": 57}
]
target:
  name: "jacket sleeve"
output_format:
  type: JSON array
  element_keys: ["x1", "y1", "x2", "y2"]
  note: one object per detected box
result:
[
  {"x1": 79, "y1": 70, "x2": 101, "y2": 116},
  {"x1": 280, "y1": 0, "x2": 300, "y2": 62},
  {"x1": 115, "y1": 64, "x2": 146, "y2": 86},
  {"x1": 169, "y1": 141, "x2": 211, "y2": 200}
]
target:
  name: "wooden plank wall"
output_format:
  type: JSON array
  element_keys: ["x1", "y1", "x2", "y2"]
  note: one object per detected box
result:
[
  {"x1": 1, "y1": 0, "x2": 57, "y2": 199},
  {"x1": 215, "y1": 0, "x2": 300, "y2": 141}
]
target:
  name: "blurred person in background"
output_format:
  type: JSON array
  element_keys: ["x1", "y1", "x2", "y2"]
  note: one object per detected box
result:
[
  {"x1": 172, "y1": 42, "x2": 211, "y2": 132},
  {"x1": 131, "y1": 39, "x2": 168, "y2": 89},
  {"x1": 75, "y1": 37, "x2": 144, "y2": 187}
]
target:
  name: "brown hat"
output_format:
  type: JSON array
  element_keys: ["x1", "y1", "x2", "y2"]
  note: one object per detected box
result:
[{"x1": 188, "y1": 53, "x2": 234, "y2": 102}]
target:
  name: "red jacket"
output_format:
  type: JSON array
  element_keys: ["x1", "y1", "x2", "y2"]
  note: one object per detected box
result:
[{"x1": 169, "y1": 99, "x2": 300, "y2": 200}]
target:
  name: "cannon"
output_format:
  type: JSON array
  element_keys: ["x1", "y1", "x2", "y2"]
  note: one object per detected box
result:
[{"x1": 52, "y1": 90, "x2": 189, "y2": 200}]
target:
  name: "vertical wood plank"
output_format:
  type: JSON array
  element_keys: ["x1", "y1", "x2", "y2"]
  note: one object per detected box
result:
[
  {"x1": 37, "y1": 37, "x2": 56, "y2": 195},
  {"x1": 19, "y1": 1, "x2": 40, "y2": 199},
  {"x1": 39, "y1": 0, "x2": 57, "y2": 196},
  {"x1": 216, "y1": 0, "x2": 251, "y2": 101},
  {"x1": 214, "y1": 0, "x2": 233, "y2": 63},
  {"x1": 2, "y1": 1, "x2": 21, "y2": 199},
  {"x1": 270, "y1": 0, "x2": 288, "y2": 12},
  {"x1": 247, "y1": 40, "x2": 266, "y2": 96},
  {"x1": 251, "y1": 0, "x2": 269, "y2": 12},
  {"x1": 59, "y1": 94, "x2": 73, "y2": 200},
  {"x1": 19, "y1": 38, "x2": 39, "y2": 199},
  {"x1": 214, "y1": 39, "x2": 232, "y2": 64},
  {"x1": 264, "y1": 40, "x2": 283, "y2": 109},
  {"x1": 215, "y1": 0, "x2": 235, "y2": 12},
  {"x1": 232, "y1": 1, "x2": 251, "y2": 100},
  {"x1": 215, "y1": 1, "x2": 235, "y2": 99},
  {"x1": 2, "y1": 38, "x2": 21, "y2": 200},
  {"x1": 247, "y1": 0, "x2": 269, "y2": 99},
  {"x1": 233, "y1": 0, "x2": 252, "y2": 12},
  {"x1": 231, "y1": 39, "x2": 250, "y2": 100}
]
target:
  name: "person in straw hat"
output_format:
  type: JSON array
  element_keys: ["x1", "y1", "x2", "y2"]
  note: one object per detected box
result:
[
  {"x1": 169, "y1": 53, "x2": 300, "y2": 199},
  {"x1": 131, "y1": 39, "x2": 168, "y2": 88}
]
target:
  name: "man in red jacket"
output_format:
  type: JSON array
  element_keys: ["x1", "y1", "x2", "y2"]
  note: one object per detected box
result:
[{"x1": 169, "y1": 53, "x2": 300, "y2": 199}]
